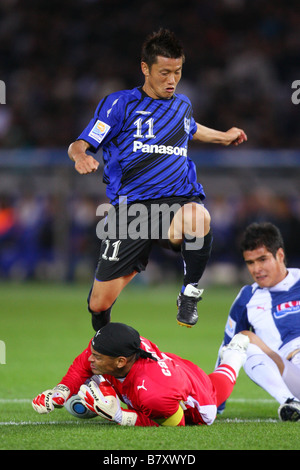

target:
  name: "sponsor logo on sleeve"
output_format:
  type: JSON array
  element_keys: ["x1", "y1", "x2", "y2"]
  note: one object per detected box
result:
[
  {"x1": 88, "y1": 120, "x2": 111, "y2": 144},
  {"x1": 225, "y1": 316, "x2": 236, "y2": 338}
]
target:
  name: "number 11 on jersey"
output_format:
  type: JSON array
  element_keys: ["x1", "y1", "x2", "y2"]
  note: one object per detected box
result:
[{"x1": 133, "y1": 118, "x2": 155, "y2": 139}]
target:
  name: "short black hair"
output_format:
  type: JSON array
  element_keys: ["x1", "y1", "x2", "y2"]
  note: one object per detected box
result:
[
  {"x1": 141, "y1": 28, "x2": 185, "y2": 68},
  {"x1": 240, "y1": 222, "x2": 285, "y2": 260}
]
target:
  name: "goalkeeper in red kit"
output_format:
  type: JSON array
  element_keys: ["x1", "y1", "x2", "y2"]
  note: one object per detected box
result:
[{"x1": 32, "y1": 323, "x2": 249, "y2": 426}]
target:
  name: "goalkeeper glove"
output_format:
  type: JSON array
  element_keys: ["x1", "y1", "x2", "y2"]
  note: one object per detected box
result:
[
  {"x1": 32, "y1": 384, "x2": 70, "y2": 414},
  {"x1": 78, "y1": 379, "x2": 137, "y2": 426}
]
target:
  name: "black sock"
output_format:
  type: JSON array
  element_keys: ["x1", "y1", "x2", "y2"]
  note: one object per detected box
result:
[
  {"x1": 181, "y1": 230, "x2": 213, "y2": 291},
  {"x1": 90, "y1": 308, "x2": 112, "y2": 331},
  {"x1": 87, "y1": 287, "x2": 114, "y2": 331}
]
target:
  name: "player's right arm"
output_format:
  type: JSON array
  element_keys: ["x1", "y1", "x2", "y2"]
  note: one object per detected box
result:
[
  {"x1": 78, "y1": 380, "x2": 184, "y2": 427},
  {"x1": 68, "y1": 91, "x2": 125, "y2": 176},
  {"x1": 68, "y1": 139, "x2": 99, "y2": 175}
]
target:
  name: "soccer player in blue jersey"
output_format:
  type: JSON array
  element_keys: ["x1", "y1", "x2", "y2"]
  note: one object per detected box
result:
[
  {"x1": 68, "y1": 29, "x2": 247, "y2": 330},
  {"x1": 218, "y1": 222, "x2": 300, "y2": 421}
]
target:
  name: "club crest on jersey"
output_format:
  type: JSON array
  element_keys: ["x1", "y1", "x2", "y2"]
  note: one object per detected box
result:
[
  {"x1": 274, "y1": 300, "x2": 300, "y2": 318},
  {"x1": 88, "y1": 120, "x2": 111, "y2": 144},
  {"x1": 184, "y1": 117, "x2": 190, "y2": 134}
]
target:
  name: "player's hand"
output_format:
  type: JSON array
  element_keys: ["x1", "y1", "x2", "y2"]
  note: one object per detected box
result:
[
  {"x1": 74, "y1": 153, "x2": 99, "y2": 175},
  {"x1": 223, "y1": 127, "x2": 247, "y2": 146},
  {"x1": 78, "y1": 380, "x2": 121, "y2": 421},
  {"x1": 32, "y1": 385, "x2": 70, "y2": 414},
  {"x1": 78, "y1": 380, "x2": 137, "y2": 426}
]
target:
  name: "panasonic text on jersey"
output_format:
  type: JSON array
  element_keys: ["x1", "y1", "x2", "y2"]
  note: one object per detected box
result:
[{"x1": 133, "y1": 140, "x2": 187, "y2": 157}]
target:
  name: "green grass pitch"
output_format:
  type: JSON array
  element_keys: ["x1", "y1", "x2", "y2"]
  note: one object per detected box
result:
[{"x1": 0, "y1": 281, "x2": 299, "y2": 451}]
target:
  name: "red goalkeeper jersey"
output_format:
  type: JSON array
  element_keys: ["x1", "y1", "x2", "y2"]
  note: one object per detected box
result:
[{"x1": 59, "y1": 336, "x2": 226, "y2": 426}]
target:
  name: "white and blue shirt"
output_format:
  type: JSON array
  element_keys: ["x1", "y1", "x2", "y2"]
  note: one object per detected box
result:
[
  {"x1": 77, "y1": 87, "x2": 205, "y2": 205},
  {"x1": 223, "y1": 268, "x2": 300, "y2": 356}
]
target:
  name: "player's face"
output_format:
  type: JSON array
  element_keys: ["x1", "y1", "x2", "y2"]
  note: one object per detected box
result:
[
  {"x1": 89, "y1": 346, "x2": 120, "y2": 376},
  {"x1": 243, "y1": 246, "x2": 287, "y2": 288},
  {"x1": 141, "y1": 56, "x2": 183, "y2": 99}
]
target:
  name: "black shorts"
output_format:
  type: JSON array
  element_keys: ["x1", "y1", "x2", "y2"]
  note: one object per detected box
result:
[{"x1": 94, "y1": 195, "x2": 202, "y2": 281}]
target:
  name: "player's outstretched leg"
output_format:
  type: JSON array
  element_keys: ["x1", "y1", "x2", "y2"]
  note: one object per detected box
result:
[
  {"x1": 210, "y1": 334, "x2": 249, "y2": 407},
  {"x1": 86, "y1": 273, "x2": 136, "y2": 331},
  {"x1": 177, "y1": 230, "x2": 212, "y2": 328},
  {"x1": 169, "y1": 202, "x2": 212, "y2": 328},
  {"x1": 87, "y1": 287, "x2": 113, "y2": 331}
]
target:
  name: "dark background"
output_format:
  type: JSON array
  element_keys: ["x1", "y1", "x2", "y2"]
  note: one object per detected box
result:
[{"x1": 0, "y1": 0, "x2": 300, "y2": 284}]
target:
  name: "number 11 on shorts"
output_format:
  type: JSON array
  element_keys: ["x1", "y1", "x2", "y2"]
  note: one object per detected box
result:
[{"x1": 102, "y1": 240, "x2": 121, "y2": 261}]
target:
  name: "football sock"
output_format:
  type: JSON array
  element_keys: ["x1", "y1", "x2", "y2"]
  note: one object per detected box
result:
[
  {"x1": 282, "y1": 358, "x2": 300, "y2": 401},
  {"x1": 209, "y1": 365, "x2": 236, "y2": 407},
  {"x1": 87, "y1": 287, "x2": 113, "y2": 331},
  {"x1": 181, "y1": 229, "x2": 212, "y2": 289},
  {"x1": 90, "y1": 308, "x2": 112, "y2": 332},
  {"x1": 243, "y1": 344, "x2": 294, "y2": 404}
]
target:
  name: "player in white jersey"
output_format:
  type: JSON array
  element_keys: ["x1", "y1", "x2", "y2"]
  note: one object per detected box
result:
[
  {"x1": 68, "y1": 29, "x2": 247, "y2": 330},
  {"x1": 218, "y1": 222, "x2": 300, "y2": 421}
]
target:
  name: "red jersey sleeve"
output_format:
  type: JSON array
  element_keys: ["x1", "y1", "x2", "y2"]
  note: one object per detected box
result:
[{"x1": 58, "y1": 340, "x2": 93, "y2": 396}]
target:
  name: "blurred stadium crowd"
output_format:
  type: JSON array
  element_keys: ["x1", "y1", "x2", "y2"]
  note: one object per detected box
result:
[
  {"x1": 0, "y1": 0, "x2": 300, "y2": 283},
  {"x1": 1, "y1": 0, "x2": 299, "y2": 148},
  {"x1": 1, "y1": 181, "x2": 300, "y2": 283}
]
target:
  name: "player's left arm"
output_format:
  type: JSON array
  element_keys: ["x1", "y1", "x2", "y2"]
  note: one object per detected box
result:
[
  {"x1": 192, "y1": 123, "x2": 247, "y2": 146},
  {"x1": 79, "y1": 380, "x2": 185, "y2": 427},
  {"x1": 152, "y1": 403, "x2": 185, "y2": 426}
]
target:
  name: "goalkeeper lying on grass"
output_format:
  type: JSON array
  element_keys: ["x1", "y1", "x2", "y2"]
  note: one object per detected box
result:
[{"x1": 32, "y1": 322, "x2": 249, "y2": 426}]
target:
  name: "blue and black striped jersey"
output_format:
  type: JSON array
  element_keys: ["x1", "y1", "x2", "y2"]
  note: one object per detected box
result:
[{"x1": 77, "y1": 87, "x2": 205, "y2": 205}]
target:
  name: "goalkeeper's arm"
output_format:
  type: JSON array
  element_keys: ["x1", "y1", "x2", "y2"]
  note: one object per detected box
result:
[
  {"x1": 79, "y1": 380, "x2": 138, "y2": 425},
  {"x1": 79, "y1": 380, "x2": 185, "y2": 427},
  {"x1": 32, "y1": 384, "x2": 70, "y2": 414}
]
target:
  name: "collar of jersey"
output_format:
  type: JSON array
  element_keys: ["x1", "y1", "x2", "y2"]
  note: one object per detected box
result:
[
  {"x1": 137, "y1": 86, "x2": 175, "y2": 102},
  {"x1": 252, "y1": 268, "x2": 295, "y2": 293}
]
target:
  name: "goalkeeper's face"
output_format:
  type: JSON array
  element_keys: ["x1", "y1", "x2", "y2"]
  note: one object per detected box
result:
[{"x1": 89, "y1": 345, "x2": 122, "y2": 376}]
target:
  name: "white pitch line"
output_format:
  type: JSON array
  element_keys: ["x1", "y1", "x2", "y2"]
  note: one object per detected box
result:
[
  {"x1": 0, "y1": 397, "x2": 278, "y2": 426},
  {"x1": 221, "y1": 418, "x2": 278, "y2": 423},
  {"x1": 228, "y1": 398, "x2": 276, "y2": 404},
  {"x1": 0, "y1": 420, "x2": 94, "y2": 426},
  {"x1": 0, "y1": 399, "x2": 31, "y2": 403}
]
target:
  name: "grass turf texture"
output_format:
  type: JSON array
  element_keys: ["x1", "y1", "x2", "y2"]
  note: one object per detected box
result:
[{"x1": 1, "y1": 281, "x2": 299, "y2": 451}]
